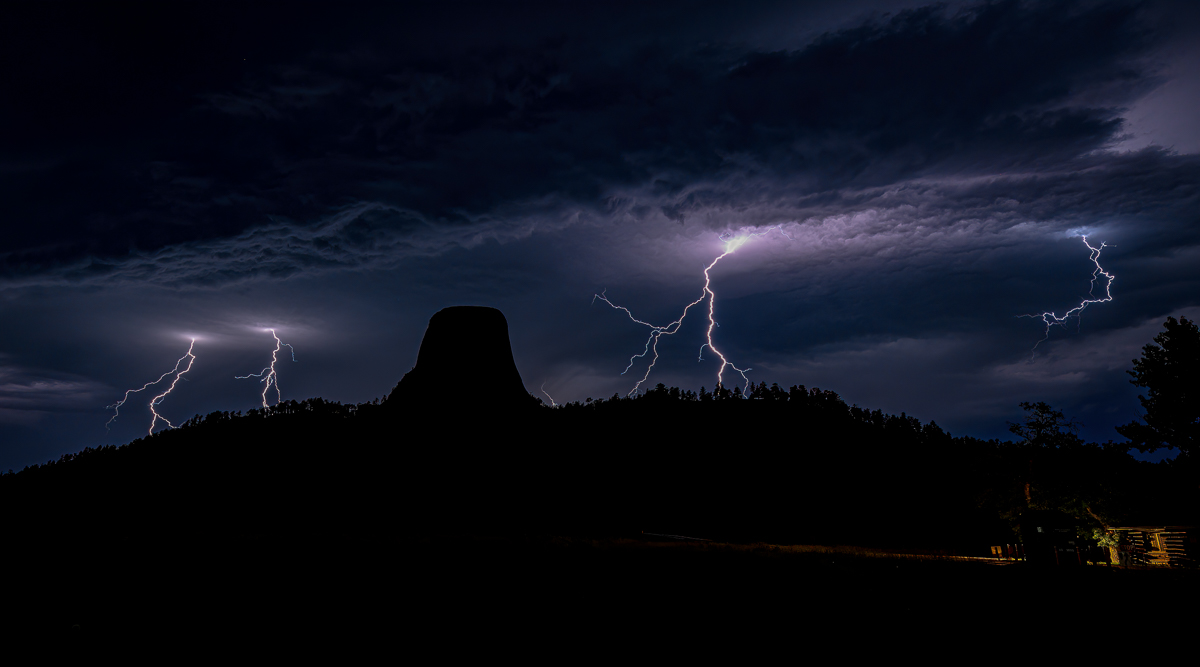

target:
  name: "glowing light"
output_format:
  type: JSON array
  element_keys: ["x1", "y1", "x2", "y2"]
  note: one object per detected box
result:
[
  {"x1": 595, "y1": 226, "x2": 791, "y2": 395},
  {"x1": 1022, "y1": 236, "x2": 1114, "y2": 356},
  {"x1": 107, "y1": 339, "x2": 197, "y2": 435},
  {"x1": 236, "y1": 329, "x2": 297, "y2": 407},
  {"x1": 540, "y1": 382, "x2": 557, "y2": 407}
]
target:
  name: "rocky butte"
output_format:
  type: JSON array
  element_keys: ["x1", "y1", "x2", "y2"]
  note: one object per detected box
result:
[{"x1": 385, "y1": 305, "x2": 538, "y2": 415}]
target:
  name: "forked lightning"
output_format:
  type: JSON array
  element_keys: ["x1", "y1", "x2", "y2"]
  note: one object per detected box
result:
[
  {"x1": 107, "y1": 338, "x2": 197, "y2": 435},
  {"x1": 236, "y1": 329, "x2": 297, "y2": 407},
  {"x1": 1022, "y1": 235, "x2": 1115, "y2": 356},
  {"x1": 595, "y1": 226, "x2": 791, "y2": 395}
]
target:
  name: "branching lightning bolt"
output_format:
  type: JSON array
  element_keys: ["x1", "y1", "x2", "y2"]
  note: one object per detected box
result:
[
  {"x1": 540, "y1": 382, "x2": 558, "y2": 407},
  {"x1": 236, "y1": 329, "x2": 297, "y2": 408},
  {"x1": 107, "y1": 338, "x2": 197, "y2": 435},
  {"x1": 1021, "y1": 235, "x2": 1114, "y2": 357},
  {"x1": 594, "y1": 226, "x2": 791, "y2": 396}
]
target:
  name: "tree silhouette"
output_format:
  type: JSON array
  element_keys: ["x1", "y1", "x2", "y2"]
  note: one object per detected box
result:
[
  {"x1": 1116, "y1": 316, "x2": 1200, "y2": 458},
  {"x1": 1007, "y1": 401, "x2": 1083, "y2": 450}
]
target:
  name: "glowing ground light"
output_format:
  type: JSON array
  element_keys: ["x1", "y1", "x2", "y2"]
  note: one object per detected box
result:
[
  {"x1": 236, "y1": 329, "x2": 297, "y2": 408},
  {"x1": 595, "y1": 226, "x2": 791, "y2": 395},
  {"x1": 1022, "y1": 235, "x2": 1114, "y2": 357},
  {"x1": 107, "y1": 338, "x2": 197, "y2": 435}
]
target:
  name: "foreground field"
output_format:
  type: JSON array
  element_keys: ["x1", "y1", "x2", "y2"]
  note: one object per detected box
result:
[{"x1": 6, "y1": 531, "x2": 1195, "y2": 654}]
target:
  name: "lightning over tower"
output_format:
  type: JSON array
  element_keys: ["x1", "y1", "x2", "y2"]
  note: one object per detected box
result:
[
  {"x1": 236, "y1": 329, "x2": 297, "y2": 408},
  {"x1": 594, "y1": 226, "x2": 790, "y2": 395},
  {"x1": 1022, "y1": 235, "x2": 1115, "y2": 356},
  {"x1": 107, "y1": 338, "x2": 197, "y2": 435}
]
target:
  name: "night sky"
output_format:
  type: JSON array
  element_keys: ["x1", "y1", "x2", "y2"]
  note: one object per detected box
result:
[{"x1": 2, "y1": 0, "x2": 1198, "y2": 471}]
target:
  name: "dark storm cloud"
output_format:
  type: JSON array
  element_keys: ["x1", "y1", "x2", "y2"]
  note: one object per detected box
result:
[
  {"x1": 3, "y1": 0, "x2": 1198, "y2": 471},
  {"x1": 1, "y1": 0, "x2": 1183, "y2": 288},
  {"x1": 0, "y1": 358, "x2": 107, "y2": 424}
]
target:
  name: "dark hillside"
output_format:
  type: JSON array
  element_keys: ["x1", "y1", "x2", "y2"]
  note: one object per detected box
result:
[
  {"x1": 3, "y1": 385, "x2": 1196, "y2": 649},
  {"x1": 4, "y1": 383, "x2": 1190, "y2": 550}
]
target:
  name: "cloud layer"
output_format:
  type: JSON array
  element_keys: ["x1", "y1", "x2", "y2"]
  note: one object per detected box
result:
[{"x1": 1, "y1": 0, "x2": 1198, "y2": 468}]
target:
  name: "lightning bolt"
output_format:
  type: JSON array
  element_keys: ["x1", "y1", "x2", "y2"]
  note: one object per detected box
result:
[
  {"x1": 236, "y1": 329, "x2": 297, "y2": 408},
  {"x1": 540, "y1": 382, "x2": 558, "y2": 407},
  {"x1": 594, "y1": 226, "x2": 791, "y2": 395},
  {"x1": 1021, "y1": 235, "x2": 1114, "y2": 357},
  {"x1": 107, "y1": 338, "x2": 197, "y2": 435}
]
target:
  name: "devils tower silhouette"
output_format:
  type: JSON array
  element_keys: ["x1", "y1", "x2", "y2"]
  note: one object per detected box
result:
[{"x1": 386, "y1": 306, "x2": 536, "y2": 411}]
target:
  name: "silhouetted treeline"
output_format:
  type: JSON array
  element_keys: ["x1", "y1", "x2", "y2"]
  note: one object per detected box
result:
[
  {"x1": 524, "y1": 382, "x2": 1196, "y2": 546},
  {"x1": 5, "y1": 382, "x2": 1195, "y2": 560}
]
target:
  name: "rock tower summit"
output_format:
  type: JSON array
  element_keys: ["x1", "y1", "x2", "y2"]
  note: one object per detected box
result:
[{"x1": 386, "y1": 306, "x2": 535, "y2": 411}]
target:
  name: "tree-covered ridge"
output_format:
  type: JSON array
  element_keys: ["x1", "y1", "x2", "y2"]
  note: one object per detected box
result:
[
  {"x1": 6, "y1": 377, "x2": 1193, "y2": 555},
  {"x1": 552, "y1": 381, "x2": 952, "y2": 441},
  {"x1": 3, "y1": 396, "x2": 382, "y2": 477},
  {"x1": 6, "y1": 314, "x2": 1199, "y2": 551}
]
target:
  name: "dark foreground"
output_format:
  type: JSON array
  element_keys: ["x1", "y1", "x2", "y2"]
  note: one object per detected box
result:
[
  {"x1": 5, "y1": 395, "x2": 1196, "y2": 653},
  {"x1": 6, "y1": 532, "x2": 1195, "y2": 654}
]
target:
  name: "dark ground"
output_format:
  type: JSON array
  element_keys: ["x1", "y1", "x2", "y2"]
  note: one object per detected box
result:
[
  {"x1": 5, "y1": 531, "x2": 1194, "y2": 655},
  {"x1": 4, "y1": 390, "x2": 1194, "y2": 653}
]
